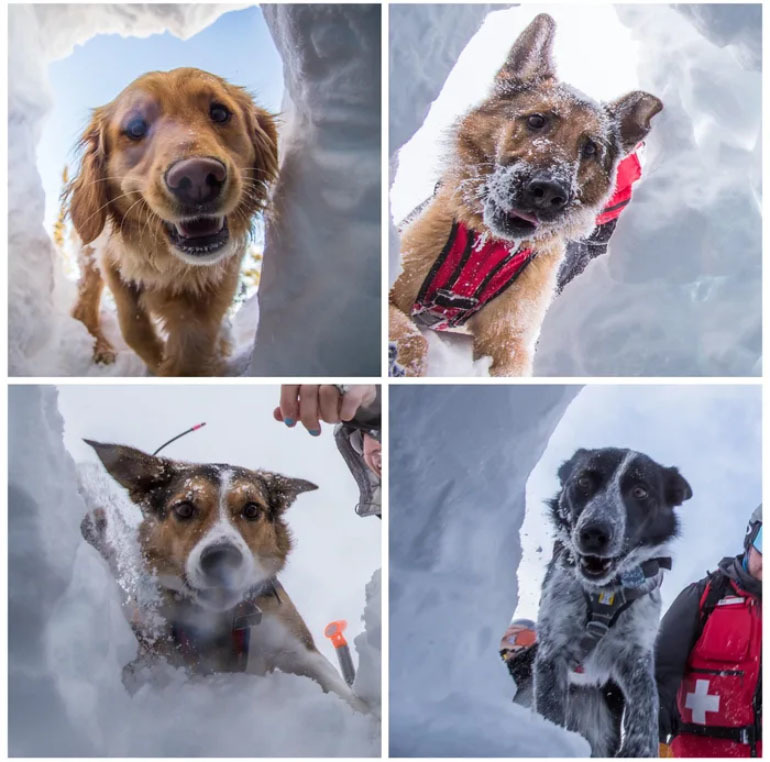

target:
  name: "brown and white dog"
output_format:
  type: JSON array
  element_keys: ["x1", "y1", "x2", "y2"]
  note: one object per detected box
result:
[
  {"x1": 80, "y1": 440, "x2": 365, "y2": 711},
  {"x1": 67, "y1": 68, "x2": 278, "y2": 376},
  {"x1": 390, "y1": 14, "x2": 662, "y2": 376}
]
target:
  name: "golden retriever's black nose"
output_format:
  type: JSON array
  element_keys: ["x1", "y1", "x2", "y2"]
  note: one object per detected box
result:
[
  {"x1": 200, "y1": 542, "x2": 243, "y2": 584},
  {"x1": 166, "y1": 157, "x2": 227, "y2": 205},
  {"x1": 525, "y1": 176, "x2": 570, "y2": 211}
]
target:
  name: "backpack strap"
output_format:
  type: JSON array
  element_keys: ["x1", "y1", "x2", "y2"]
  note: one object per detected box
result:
[{"x1": 696, "y1": 570, "x2": 731, "y2": 635}]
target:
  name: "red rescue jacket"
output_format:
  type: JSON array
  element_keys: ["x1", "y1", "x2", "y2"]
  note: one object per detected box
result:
[
  {"x1": 410, "y1": 152, "x2": 642, "y2": 332},
  {"x1": 672, "y1": 577, "x2": 762, "y2": 757}
]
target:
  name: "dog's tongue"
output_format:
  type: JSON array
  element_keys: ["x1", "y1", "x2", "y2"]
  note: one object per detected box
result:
[
  {"x1": 174, "y1": 216, "x2": 224, "y2": 239},
  {"x1": 510, "y1": 209, "x2": 539, "y2": 227}
]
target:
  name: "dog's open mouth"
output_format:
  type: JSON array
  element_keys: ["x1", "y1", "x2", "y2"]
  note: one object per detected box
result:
[
  {"x1": 165, "y1": 215, "x2": 229, "y2": 255},
  {"x1": 507, "y1": 209, "x2": 540, "y2": 233},
  {"x1": 579, "y1": 554, "x2": 618, "y2": 579}
]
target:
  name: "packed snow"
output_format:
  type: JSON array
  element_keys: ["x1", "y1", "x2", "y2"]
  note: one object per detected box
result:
[
  {"x1": 9, "y1": 386, "x2": 380, "y2": 756},
  {"x1": 390, "y1": 5, "x2": 761, "y2": 376},
  {"x1": 9, "y1": 4, "x2": 380, "y2": 376},
  {"x1": 389, "y1": 384, "x2": 588, "y2": 756}
]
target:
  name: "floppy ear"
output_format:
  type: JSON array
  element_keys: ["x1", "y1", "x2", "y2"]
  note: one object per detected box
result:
[
  {"x1": 557, "y1": 448, "x2": 587, "y2": 486},
  {"x1": 261, "y1": 472, "x2": 318, "y2": 514},
  {"x1": 607, "y1": 91, "x2": 663, "y2": 155},
  {"x1": 496, "y1": 14, "x2": 557, "y2": 88},
  {"x1": 67, "y1": 108, "x2": 110, "y2": 244},
  {"x1": 664, "y1": 467, "x2": 692, "y2": 507},
  {"x1": 85, "y1": 440, "x2": 172, "y2": 496}
]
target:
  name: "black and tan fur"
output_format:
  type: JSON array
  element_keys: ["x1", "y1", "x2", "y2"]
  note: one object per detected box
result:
[
  {"x1": 390, "y1": 14, "x2": 662, "y2": 376},
  {"x1": 80, "y1": 441, "x2": 365, "y2": 711}
]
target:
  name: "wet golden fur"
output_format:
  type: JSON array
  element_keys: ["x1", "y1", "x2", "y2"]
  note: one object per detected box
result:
[{"x1": 67, "y1": 68, "x2": 278, "y2": 376}]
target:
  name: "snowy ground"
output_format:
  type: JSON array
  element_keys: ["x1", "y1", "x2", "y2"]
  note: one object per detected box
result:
[
  {"x1": 390, "y1": 4, "x2": 761, "y2": 376},
  {"x1": 388, "y1": 383, "x2": 760, "y2": 756},
  {"x1": 389, "y1": 384, "x2": 588, "y2": 756},
  {"x1": 9, "y1": 386, "x2": 380, "y2": 756},
  {"x1": 9, "y1": 4, "x2": 380, "y2": 377}
]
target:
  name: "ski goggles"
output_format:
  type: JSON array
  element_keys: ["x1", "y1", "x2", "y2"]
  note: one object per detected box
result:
[
  {"x1": 349, "y1": 427, "x2": 380, "y2": 455},
  {"x1": 751, "y1": 525, "x2": 762, "y2": 554}
]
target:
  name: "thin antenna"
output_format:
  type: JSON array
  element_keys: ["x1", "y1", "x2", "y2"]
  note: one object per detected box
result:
[{"x1": 153, "y1": 422, "x2": 207, "y2": 455}]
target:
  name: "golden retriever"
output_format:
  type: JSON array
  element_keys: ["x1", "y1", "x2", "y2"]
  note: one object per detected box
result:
[{"x1": 67, "y1": 67, "x2": 278, "y2": 376}]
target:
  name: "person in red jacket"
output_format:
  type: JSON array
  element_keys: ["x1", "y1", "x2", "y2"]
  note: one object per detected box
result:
[{"x1": 656, "y1": 506, "x2": 762, "y2": 757}]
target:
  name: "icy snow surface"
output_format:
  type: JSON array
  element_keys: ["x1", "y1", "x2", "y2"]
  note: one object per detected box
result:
[
  {"x1": 390, "y1": 5, "x2": 761, "y2": 376},
  {"x1": 250, "y1": 5, "x2": 381, "y2": 376},
  {"x1": 9, "y1": 386, "x2": 380, "y2": 756},
  {"x1": 389, "y1": 384, "x2": 588, "y2": 756},
  {"x1": 9, "y1": 4, "x2": 380, "y2": 376}
]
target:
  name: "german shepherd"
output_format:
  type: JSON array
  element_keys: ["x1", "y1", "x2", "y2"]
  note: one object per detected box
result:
[
  {"x1": 80, "y1": 440, "x2": 366, "y2": 712},
  {"x1": 390, "y1": 14, "x2": 662, "y2": 376}
]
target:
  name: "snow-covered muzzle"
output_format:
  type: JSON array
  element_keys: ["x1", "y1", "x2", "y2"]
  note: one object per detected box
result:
[
  {"x1": 553, "y1": 447, "x2": 692, "y2": 589},
  {"x1": 481, "y1": 158, "x2": 597, "y2": 244}
]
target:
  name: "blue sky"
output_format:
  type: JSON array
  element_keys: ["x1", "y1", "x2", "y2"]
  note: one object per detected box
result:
[{"x1": 38, "y1": 5, "x2": 283, "y2": 230}]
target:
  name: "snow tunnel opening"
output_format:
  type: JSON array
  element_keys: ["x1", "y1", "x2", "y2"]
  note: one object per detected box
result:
[
  {"x1": 516, "y1": 384, "x2": 762, "y2": 628},
  {"x1": 390, "y1": 4, "x2": 642, "y2": 226},
  {"x1": 31, "y1": 5, "x2": 284, "y2": 374}
]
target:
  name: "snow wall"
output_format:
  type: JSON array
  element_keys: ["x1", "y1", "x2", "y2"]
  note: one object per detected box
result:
[
  {"x1": 389, "y1": 384, "x2": 588, "y2": 756},
  {"x1": 389, "y1": 4, "x2": 761, "y2": 377},
  {"x1": 9, "y1": 4, "x2": 380, "y2": 376},
  {"x1": 9, "y1": 386, "x2": 380, "y2": 756}
]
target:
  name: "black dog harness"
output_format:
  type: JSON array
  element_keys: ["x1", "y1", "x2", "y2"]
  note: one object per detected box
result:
[
  {"x1": 172, "y1": 578, "x2": 281, "y2": 668},
  {"x1": 570, "y1": 556, "x2": 672, "y2": 671}
]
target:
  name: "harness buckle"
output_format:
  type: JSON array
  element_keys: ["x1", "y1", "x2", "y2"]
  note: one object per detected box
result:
[{"x1": 432, "y1": 289, "x2": 479, "y2": 311}]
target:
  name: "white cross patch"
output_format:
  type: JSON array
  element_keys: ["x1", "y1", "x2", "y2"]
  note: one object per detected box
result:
[{"x1": 685, "y1": 679, "x2": 720, "y2": 724}]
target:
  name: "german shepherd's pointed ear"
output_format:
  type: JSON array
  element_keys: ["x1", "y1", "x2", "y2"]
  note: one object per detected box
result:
[
  {"x1": 557, "y1": 448, "x2": 588, "y2": 485},
  {"x1": 68, "y1": 107, "x2": 110, "y2": 244},
  {"x1": 85, "y1": 440, "x2": 172, "y2": 495},
  {"x1": 496, "y1": 14, "x2": 557, "y2": 88},
  {"x1": 260, "y1": 472, "x2": 318, "y2": 514},
  {"x1": 607, "y1": 91, "x2": 663, "y2": 155},
  {"x1": 664, "y1": 467, "x2": 692, "y2": 507}
]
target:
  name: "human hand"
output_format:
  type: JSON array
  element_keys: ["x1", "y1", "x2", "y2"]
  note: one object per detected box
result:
[{"x1": 273, "y1": 385, "x2": 377, "y2": 435}]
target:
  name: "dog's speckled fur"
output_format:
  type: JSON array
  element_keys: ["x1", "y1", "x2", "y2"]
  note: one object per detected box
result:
[{"x1": 534, "y1": 447, "x2": 692, "y2": 756}]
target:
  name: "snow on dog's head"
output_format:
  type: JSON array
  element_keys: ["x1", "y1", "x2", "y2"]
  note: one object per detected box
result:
[
  {"x1": 550, "y1": 446, "x2": 692, "y2": 588},
  {"x1": 447, "y1": 14, "x2": 662, "y2": 244},
  {"x1": 85, "y1": 440, "x2": 317, "y2": 611}
]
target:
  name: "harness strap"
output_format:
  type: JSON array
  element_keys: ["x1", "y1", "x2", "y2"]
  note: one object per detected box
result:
[
  {"x1": 569, "y1": 557, "x2": 669, "y2": 669},
  {"x1": 678, "y1": 721, "x2": 761, "y2": 754}
]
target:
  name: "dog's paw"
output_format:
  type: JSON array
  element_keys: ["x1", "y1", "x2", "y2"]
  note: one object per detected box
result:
[
  {"x1": 80, "y1": 507, "x2": 108, "y2": 549},
  {"x1": 93, "y1": 341, "x2": 117, "y2": 365}
]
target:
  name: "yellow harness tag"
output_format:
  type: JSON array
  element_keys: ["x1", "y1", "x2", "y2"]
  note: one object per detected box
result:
[{"x1": 598, "y1": 592, "x2": 615, "y2": 606}]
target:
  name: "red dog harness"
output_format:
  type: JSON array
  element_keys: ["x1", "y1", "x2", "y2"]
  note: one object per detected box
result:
[{"x1": 411, "y1": 152, "x2": 642, "y2": 332}]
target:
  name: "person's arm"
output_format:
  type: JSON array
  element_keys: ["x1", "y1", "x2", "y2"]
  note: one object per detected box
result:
[{"x1": 655, "y1": 580, "x2": 707, "y2": 741}]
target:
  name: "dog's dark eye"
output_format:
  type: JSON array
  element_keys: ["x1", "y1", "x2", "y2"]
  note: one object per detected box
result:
[
  {"x1": 527, "y1": 114, "x2": 546, "y2": 130},
  {"x1": 577, "y1": 475, "x2": 593, "y2": 491},
  {"x1": 582, "y1": 140, "x2": 598, "y2": 159},
  {"x1": 242, "y1": 503, "x2": 262, "y2": 520},
  {"x1": 210, "y1": 103, "x2": 231, "y2": 124},
  {"x1": 173, "y1": 501, "x2": 195, "y2": 520},
  {"x1": 124, "y1": 117, "x2": 148, "y2": 140},
  {"x1": 632, "y1": 485, "x2": 649, "y2": 500}
]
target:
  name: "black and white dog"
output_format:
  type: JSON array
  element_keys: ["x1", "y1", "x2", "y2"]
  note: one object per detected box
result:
[{"x1": 534, "y1": 447, "x2": 692, "y2": 757}]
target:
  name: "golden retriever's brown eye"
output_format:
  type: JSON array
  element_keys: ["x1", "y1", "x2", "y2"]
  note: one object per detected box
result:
[
  {"x1": 124, "y1": 117, "x2": 148, "y2": 140},
  {"x1": 210, "y1": 103, "x2": 231, "y2": 124},
  {"x1": 173, "y1": 501, "x2": 195, "y2": 520},
  {"x1": 582, "y1": 140, "x2": 598, "y2": 159},
  {"x1": 527, "y1": 114, "x2": 546, "y2": 130},
  {"x1": 242, "y1": 503, "x2": 262, "y2": 521}
]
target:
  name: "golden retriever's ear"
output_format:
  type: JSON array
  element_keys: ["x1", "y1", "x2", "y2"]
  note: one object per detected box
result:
[
  {"x1": 252, "y1": 108, "x2": 279, "y2": 191},
  {"x1": 68, "y1": 108, "x2": 109, "y2": 244}
]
